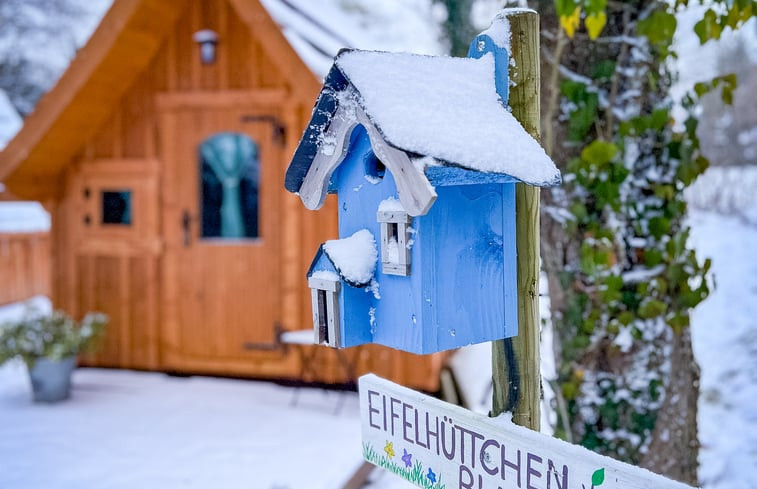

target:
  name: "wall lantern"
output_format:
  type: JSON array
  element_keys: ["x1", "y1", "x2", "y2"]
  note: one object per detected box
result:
[{"x1": 193, "y1": 29, "x2": 219, "y2": 64}]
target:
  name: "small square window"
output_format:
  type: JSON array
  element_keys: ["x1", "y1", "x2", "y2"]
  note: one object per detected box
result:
[
  {"x1": 101, "y1": 190, "x2": 132, "y2": 225},
  {"x1": 377, "y1": 209, "x2": 412, "y2": 276}
]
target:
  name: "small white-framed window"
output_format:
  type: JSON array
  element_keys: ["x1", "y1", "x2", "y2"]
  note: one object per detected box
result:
[
  {"x1": 377, "y1": 209, "x2": 412, "y2": 276},
  {"x1": 308, "y1": 274, "x2": 341, "y2": 347}
]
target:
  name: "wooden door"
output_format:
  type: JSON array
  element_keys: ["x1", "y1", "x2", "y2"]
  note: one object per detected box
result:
[{"x1": 160, "y1": 101, "x2": 283, "y2": 372}]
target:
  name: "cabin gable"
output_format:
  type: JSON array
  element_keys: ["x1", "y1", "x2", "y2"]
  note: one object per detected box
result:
[{"x1": 42, "y1": 0, "x2": 333, "y2": 374}]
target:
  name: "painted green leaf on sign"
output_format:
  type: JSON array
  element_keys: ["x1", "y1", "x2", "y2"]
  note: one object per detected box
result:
[{"x1": 592, "y1": 467, "x2": 605, "y2": 486}]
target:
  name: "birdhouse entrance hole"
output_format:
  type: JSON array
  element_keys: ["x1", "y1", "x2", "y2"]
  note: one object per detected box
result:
[{"x1": 364, "y1": 154, "x2": 385, "y2": 181}]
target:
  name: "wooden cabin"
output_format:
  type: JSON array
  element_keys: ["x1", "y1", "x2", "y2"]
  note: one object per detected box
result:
[{"x1": 0, "y1": 0, "x2": 445, "y2": 390}]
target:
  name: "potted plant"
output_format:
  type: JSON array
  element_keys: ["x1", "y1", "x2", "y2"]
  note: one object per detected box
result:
[{"x1": 0, "y1": 310, "x2": 107, "y2": 402}]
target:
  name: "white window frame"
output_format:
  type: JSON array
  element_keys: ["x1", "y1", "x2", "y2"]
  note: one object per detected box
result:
[
  {"x1": 377, "y1": 210, "x2": 412, "y2": 276},
  {"x1": 308, "y1": 275, "x2": 341, "y2": 347}
]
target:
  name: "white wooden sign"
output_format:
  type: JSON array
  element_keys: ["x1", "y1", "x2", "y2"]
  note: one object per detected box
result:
[{"x1": 359, "y1": 374, "x2": 696, "y2": 489}]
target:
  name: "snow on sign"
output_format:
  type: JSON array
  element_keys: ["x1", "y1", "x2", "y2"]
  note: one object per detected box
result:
[{"x1": 359, "y1": 375, "x2": 696, "y2": 489}]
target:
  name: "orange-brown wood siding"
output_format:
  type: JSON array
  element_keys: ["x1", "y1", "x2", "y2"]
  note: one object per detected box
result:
[
  {"x1": 0, "y1": 232, "x2": 50, "y2": 306},
  {"x1": 53, "y1": 0, "x2": 442, "y2": 391}
]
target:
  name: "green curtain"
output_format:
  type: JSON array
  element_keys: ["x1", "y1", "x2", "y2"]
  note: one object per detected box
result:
[{"x1": 200, "y1": 133, "x2": 257, "y2": 238}]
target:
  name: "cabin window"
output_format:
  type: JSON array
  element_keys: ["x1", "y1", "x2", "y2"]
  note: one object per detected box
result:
[
  {"x1": 199, "y1": 132, "x2": 259, "y2": 239},
  {"x1": 101, "y1": 190, "x2": 132, "y2": 225},
  {"x1": 377, "y1": 209, "x2": 412, "y2": 276},
  {"x1": 308, "y1": 274, "x2": 341, "y2": 347}
]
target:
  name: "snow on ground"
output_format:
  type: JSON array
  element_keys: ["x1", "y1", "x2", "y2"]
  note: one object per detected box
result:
[
  {"x1": 0, "y1": 296, "x2": 415, "y2": 489},
  {"x1": 689, "y1": 206, "x2": 757, "y2": 489},
  {"x1": 0, "y1": 364, "x2": 369, "y2": 489}
]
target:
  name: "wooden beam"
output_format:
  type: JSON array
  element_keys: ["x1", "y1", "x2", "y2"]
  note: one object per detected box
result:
[
  {"x1": 155, "y1": 89, "x2": 288, "y2": 110},
  {"x1": 491, "y1": 10, "x2": 541, "y2": 431}
]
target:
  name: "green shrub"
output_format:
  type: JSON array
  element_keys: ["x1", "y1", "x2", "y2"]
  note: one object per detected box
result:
[{"x1": 0, "y1": 310, "x2": 108, "y2": 367}]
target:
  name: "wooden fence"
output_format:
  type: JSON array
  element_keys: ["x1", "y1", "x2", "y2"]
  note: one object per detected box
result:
[{"x1": 0, "y1": 232, "x2": 50, "y2": 306}]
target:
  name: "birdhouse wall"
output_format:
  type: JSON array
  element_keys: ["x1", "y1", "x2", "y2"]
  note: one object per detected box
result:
[
  {"x1": 335, "y1": 128, "x2": 427, "y2": 353},
  {"x1": 332, "y1": 127, "x2": 518, "y2": 354},
  {"x1": 416, "y1": 182, "x2": 518, "y2": 353}
]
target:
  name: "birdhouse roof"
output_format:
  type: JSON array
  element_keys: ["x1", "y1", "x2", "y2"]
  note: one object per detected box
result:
[
  {"x1": 285, "y1": 49, "x2": 560, "y2": 215},
  {"x1": 308, "y1": 229, "x2": 378, "y2": 288}
]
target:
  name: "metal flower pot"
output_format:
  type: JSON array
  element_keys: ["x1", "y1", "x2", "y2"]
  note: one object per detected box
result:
[{"x1": 27, "y1": 356, "x2": 77, "y2": 402}]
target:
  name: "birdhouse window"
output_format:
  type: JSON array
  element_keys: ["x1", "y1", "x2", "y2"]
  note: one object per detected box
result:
[
  {"x1": 101, "y1": 190, "x2": 132, "y2": 225},
  {"x1": 199, "y1": 132, "x2": 260, "y2": 239},
  {"x1": 308, "y1": 273, "x2": 341, "y2": 347},
  {"x1": 377, "y1": 205, "x2": 412, "y2": 276}
]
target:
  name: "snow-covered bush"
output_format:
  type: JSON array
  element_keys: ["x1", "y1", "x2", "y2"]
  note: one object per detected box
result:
[{"x1": 0, "y1": 310, "x2": 107, "y2": 367}]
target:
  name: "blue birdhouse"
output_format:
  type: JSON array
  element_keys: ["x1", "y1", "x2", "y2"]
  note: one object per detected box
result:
[{"x1": 285, "y1": 15, "x2": 561, "y2": 355}]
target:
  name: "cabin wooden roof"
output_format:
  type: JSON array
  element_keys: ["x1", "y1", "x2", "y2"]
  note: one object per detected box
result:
[{"x1": 0, "y1": 0, "x2": 320, "y2": 200}]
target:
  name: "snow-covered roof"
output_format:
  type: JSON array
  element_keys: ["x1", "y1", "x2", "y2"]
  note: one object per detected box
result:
[
  {"x1": 286, "y1": 47, "x2": 560, "y2": 215},
  {"x1": 0, "y1": 90, "x2": 22, "y2": 151},
  {"x1": 335, "y1": 50, "x2": 559, "y2": 185},
  {"x1": 310, "y1": 229, "x2": 378, "y2": 287}
]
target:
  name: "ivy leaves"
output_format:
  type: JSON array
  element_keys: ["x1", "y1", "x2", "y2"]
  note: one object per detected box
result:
[
  {"x1": 555, "y1": 0, "x2": 607, "y2": 39},
  {"x1": 637, "y1": 11, "x2": 677, "y2": 48},
  {"x1": 548, "y1": 0, "x2": 752, "y2": 466},
  {"x1": 693, "y1": 1, "x2": 754, "y2": 44},
  {"x1": 557, "y1": 0, "x2": 754, "y2": 53}
]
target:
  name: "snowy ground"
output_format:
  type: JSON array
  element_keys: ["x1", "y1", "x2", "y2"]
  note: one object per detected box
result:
[
  {"x1": 1, "y1": 201, "x2": 755, "y2": 489},
  {"x1": 689, "y1": 208, "x2": 757, "y2": 489},
  {"x1": 0, "y1": 298, "x2": 412, "y2": 489},
  {"x1": 0, "y1": 358, "x2": 406, "y2": 489}
]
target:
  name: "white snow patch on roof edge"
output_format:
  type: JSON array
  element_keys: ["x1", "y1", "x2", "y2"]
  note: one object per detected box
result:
[{"x1": 323, "y1": 229, "x2": 378, "y2": 286}]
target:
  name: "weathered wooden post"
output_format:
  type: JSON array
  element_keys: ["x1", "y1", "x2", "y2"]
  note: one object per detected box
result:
[{"x1": 491, "y1": 10, "x2": 542, "y2": 431}]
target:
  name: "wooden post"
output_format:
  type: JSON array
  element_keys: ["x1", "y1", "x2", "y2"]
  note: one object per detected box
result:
[{"x1": 491, "y1": 10, "x2": 541, "y2": 432}]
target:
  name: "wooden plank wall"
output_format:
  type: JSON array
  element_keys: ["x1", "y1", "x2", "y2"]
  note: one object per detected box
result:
[{"x1": 0, "y1": 232, "x2": 51, "y2": 306}]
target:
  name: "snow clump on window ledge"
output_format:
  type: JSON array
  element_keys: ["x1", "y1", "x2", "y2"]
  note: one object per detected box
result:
[{"x1": 323, "y1": 229, "x2": 378, "y2": 286}]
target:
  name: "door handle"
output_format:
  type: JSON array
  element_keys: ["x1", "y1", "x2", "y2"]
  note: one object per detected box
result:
[{"x1": 182, "y1": 210, "x2": 193, "y2": 247}]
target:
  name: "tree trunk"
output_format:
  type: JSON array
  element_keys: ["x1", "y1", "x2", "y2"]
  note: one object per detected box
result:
[{"x1": 641, "y1": 328, "x2": 701, "y2": 485}]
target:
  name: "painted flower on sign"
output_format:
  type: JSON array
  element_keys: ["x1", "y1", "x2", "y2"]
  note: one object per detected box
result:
[
  {"x1": 384, "y1": 441, "x2": 395, "y2": 459},
  {"x1": 401, "y1": 448, "x2": 412, "y2": 468},
  {"x1": 427, "y1": 467, "x2": 437, "y2": 483}
]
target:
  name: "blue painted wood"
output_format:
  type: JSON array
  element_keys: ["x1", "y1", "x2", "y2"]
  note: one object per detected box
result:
[
  {"x1": 425, "y1": 165, "x2": 520, "y2": 187},
  {"x1": 466, "y1": 33, "x2": 510, "y2": 106},
  {"x1": 336, "y1": 126, "x2": 425, "y2": 353},
  {"x1": 305, "y1": 124, "x2": 519, "y2": 354},
  {"x1": 417, "y1": 183, "x2": 518, "y2": 353}
]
